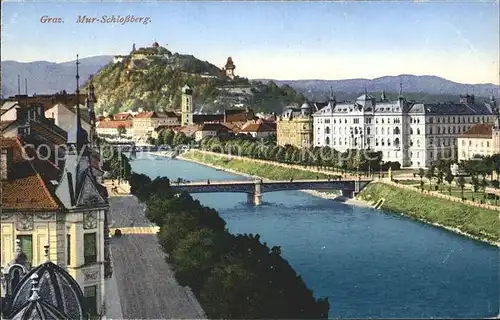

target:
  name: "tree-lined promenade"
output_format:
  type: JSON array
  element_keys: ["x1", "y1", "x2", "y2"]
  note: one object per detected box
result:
[
  {"x1": 199, "y1": 136, "x2": 399, "y2": 175},
  {"x1": 128, "y1": 173, "x2": 330, "y2": 319}
]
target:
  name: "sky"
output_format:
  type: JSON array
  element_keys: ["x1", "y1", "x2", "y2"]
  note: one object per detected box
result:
[{"x1": 1, "y1": 0, "x2": 499, "y2": 84}]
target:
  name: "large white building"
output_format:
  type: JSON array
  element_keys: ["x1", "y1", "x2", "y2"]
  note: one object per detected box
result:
[{"x1": 313, "y1": 91, "x2": 497, "y2": 168}]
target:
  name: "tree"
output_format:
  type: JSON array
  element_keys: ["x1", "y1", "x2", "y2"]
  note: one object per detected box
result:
[
  {"x1": 418, "y1": 168, "x2": 425, "y2": 191},
  {"x1": 157, "y1": 212, "x2": 199, "y2": 254},
  {"x1": 173, "y1": 132, "x2": 188, "y2": 146},
  {"x1": 436, "y1": 168, "x2": 444, "y2": 191},
  {"x1": 425, "y1": 166, "x2": 435, "y2": 191},
  {"x1": 200, "y1": 262, "x2": 262, "y2": 319},
  {"x1": 129, "y1": 172, "x2": 152, "y2": 201},
  {"x1": 161, "y1": 129, "x2": 175, "y2": 146},
  {"x1": 457, "y1": 176, "x2": 466, "y2": 200},
  {"x1": 117, "y1": 125, "x2": 126, "y2": 137},
  {"x1": 171, "y1": 228, "x2": 221, "y2": 292},
  {"x1": 445, "y1": 170, "x2": 454, "y2": 196}
]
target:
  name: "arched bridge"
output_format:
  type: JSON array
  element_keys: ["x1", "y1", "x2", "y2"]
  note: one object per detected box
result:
[{"x1": 170, "y1": 179, "x2": 371, "y2": 205}]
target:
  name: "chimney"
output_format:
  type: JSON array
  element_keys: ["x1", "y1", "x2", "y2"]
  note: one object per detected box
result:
[
  {"x1": 15, "y1": 107, "x2": 28, "y2": 123},
  {"x1": 1, "y1": 147, "x2": 13, "y2": 180},
  {"x1": 36, "y1": 103, "x2": 44, "y2": 119}
]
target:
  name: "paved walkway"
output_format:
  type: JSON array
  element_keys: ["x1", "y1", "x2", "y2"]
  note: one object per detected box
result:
[
  {"x1": 104, "y1": 260, "x2": 124, "y2": 319},
  {"x1": 107, "y1": 195, "x2": 206, "y2": 319}
]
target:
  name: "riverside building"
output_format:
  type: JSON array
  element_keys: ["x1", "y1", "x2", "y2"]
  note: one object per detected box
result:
[
  {"x1": 312, "y1": 88, "x2": 497, "y2": 168},
  {"x1": 276, "y1": 102, "x2": 314, "y2": 148}
]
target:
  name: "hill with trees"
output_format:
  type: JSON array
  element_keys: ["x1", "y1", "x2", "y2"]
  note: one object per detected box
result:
[{"x1": 84, "y1": 46, "x2": 305, "y2": 115}]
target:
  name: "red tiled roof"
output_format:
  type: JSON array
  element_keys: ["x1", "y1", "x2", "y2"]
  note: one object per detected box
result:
[
  {"x1": 1, "y1": 137, "x2": 59, "y2": 210},
  {"x1": 30, "y1": 121, "x2": 67, "y2": 145},
  {"x1": 134, "y1": 112, "x2": 156, "y2": 119},
  {"x1": 200, "y1": 123, "x2": 230, "y2": 132},
  {"x1": 193, "y1": 114, "x2": 225, "y2": 124},
  {"x1": 97, "y1": 120, "x2": 133, "y2": 129},
  {"x1": 156, "y1": 111, "x2": 178, "y2": 118},
  {"x1": 460, "y1": 123, "x2": 493, "y2": 138},
  {"x1": 113, "y1": 113, "x2": 132, "y2": 120},
  {"x1": 240, "y1": 121, "x2": 276, "y2": 133}
]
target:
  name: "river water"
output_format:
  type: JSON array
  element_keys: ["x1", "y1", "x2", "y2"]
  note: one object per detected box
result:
[{"x1": 130, "y1": 155, "x2": 499, "y2": 319}]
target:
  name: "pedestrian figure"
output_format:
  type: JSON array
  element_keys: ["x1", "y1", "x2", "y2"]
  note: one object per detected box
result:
[
  {"x1": 207, "y1": 179, "x2": 211, "y2": 185},
  {"x1": 130, "y1": 219, "x2": 135, "y2": 227}
]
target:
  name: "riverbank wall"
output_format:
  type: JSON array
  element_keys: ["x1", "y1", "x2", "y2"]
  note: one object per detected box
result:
[
  {"x1": 357, "y1": 182, "x2": 500, "y2": 247},
  {"x1": 181, "y1": 150, "x2": 500, "y2": 247}
]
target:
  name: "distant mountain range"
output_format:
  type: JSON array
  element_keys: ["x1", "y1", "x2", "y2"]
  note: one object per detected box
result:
[
  {"x1": 2, "y1": 56, "x2": 498, "y2": 103},
  {"x1": 255, "y1": 75, "x2": 500, "y2": 102},
  {"x1": 1, "y1": 56, "x2": 114, "y2": 97}
]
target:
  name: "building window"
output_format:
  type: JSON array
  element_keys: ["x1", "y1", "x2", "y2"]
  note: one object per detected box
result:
[
  {"x1": 417, "y1": 128, "x2": 420, "y2": 135},
  {"x1": 469, "y1": 140, "x2": 472, "y2": 146},
  {"x1": 84, "y1": 286, "x2": 98, "y2": 317},
  {"x1": 84, "y1": 233, "x2": 97, "y2": 264},
  {"x1": 375, "y1": 139, "x2": 379, "y2": 146},
  {"x1": 429, "y1": 117, "x2": 434, "y2": 124},
  {"x1": 410, "y1": 128, "x2": 413, "y2": 135},
  {"x1": 325, "y1": 127, "x2": 331, "y2": 134},
  {"x1": 67, "y1": 234, "x2": 71, "y2": 266},
  {"x1": 487, "y1": 141, "x2": 490, "y2": 147},
  {"x1": 17, "y1": 235, "x2": 33, "y2": 264},
  {"x1": 394, "y1": 127, "x2": 400, "y2": 135},
  {"x1": 325, "y1": 137, "x2": 330, "y2": 145},
  {"x1": 366, "y1": 127, "x2": 371, "y2": 135}
]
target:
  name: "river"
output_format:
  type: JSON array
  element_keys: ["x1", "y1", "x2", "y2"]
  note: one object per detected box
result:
[{"x1": 130, "y1": 155, "x2": 499, "y2": 319}]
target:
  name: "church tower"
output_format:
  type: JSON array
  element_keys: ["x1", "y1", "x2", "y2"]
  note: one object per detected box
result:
[
  {"x1": 86, "y1": 75, "x2": 97, "y2": 147},
  {"x1": 181, "y1": 84, "x2": 193, "y2": 126}
]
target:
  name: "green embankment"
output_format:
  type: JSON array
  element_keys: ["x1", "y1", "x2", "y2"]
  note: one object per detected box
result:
[
  {"x1": 357, "y1": 182, "x2": 500, "y2": 243},
  {"x1": 182, "y1": 150, "x2": 333, "y2": 180}
]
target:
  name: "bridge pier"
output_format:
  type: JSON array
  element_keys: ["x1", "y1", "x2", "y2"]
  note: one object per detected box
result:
[
  {"x1": 247, "y1": 180, "x2": 263, "y2": 205},
  {"x1": 341, "y1": 189, "x2": 355, "y2": 198},
  {"x1": 247, "y1": 192, "x2": 262, "y2": 205}
]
